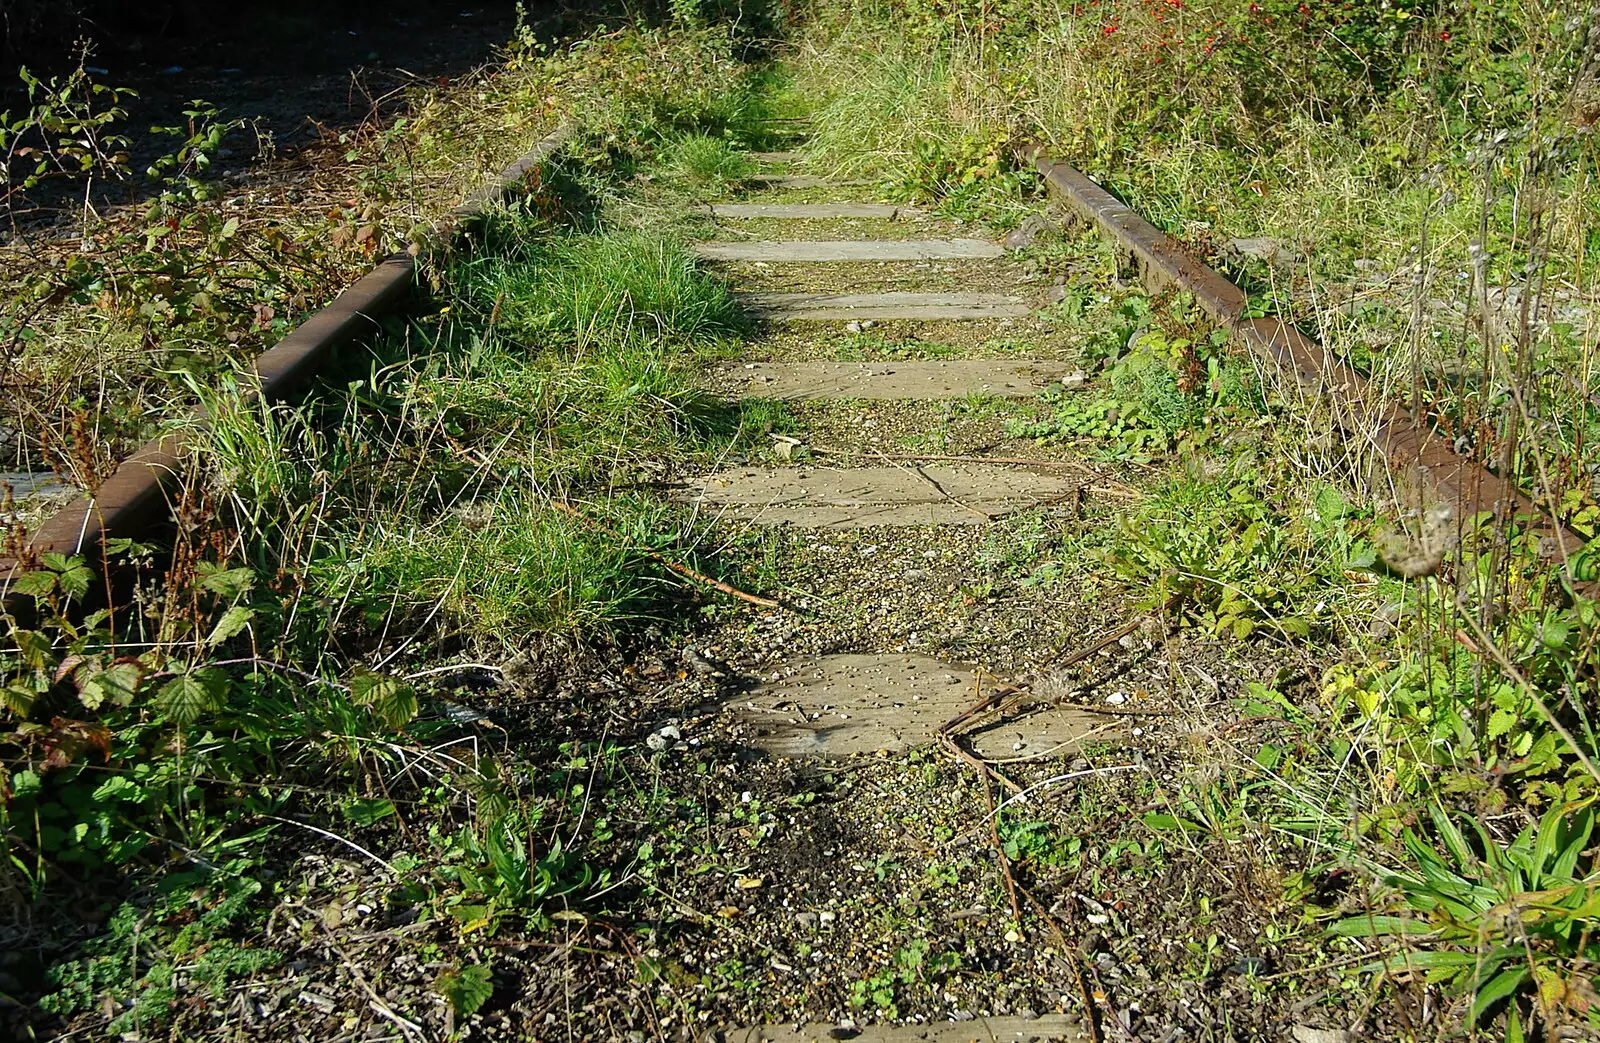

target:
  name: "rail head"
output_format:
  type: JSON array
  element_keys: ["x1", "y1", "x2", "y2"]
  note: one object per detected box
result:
[
  {"x1": 1, "y1": 126, "x2": 573, "y2": 605},
  {"x1": 1018, "y1": 143, "x2": 1584, "y2": 558}
]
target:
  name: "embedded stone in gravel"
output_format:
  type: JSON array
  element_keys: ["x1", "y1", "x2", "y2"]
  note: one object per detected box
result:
[
  {"x1": 709, "y1": 203, "x2": 919, "y2": 220},
  {"x1": 726, "y1": 653, "x2": 1107, "y2": 759},
  {"x1": 713, "y1": 360, "x2": 1073, "y2": 400},
  {"x1": 694, "y1": 239, "x2": 1005, "y2": 262},
  {"x1": 722, "y1": 1016, "x2": 1090, "y2": 1041},
  {"x1": 741, "y1": 291, "x2": 1030, "y2": 321},
  {"x1": 682, "y1": 464, "x2": 1078, "y2": 527}
]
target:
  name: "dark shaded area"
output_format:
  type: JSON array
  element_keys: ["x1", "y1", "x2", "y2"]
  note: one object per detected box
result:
[{"x1": 5, "y1": 1, "x2": 524, "y2": 73}]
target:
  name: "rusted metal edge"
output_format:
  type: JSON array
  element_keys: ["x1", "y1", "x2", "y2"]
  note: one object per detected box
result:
[
  {"x1": 1019, "y1": 144, "x2": 1583, "y2": 555},
  {"x1": 1, "y1": 126, "x2": 572, "y2": 601}
]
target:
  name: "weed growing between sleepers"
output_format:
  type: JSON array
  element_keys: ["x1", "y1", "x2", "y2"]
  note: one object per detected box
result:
[
  {"x1": 784, "y1": 0, "x2": 1600, "y2": 1028},
  {"x1": 1, "y1": 14, "x2": 801, "y2": 1034}
]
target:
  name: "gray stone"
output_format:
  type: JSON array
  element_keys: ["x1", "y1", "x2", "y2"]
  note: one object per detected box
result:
[
  {"x1": 1291, "y1": 1028, "x2": 1354, "y2": 1043},
  {"x1": 1004, "y1": 214, "x2": 1051, "y2": 249},
  {"x1": 1223, "y1": 237, "x2": 1301, "y2": 270},
  {"x1": 726, "y1": 653, "x2": 1108, "y2": 759},
  {"x1": 748, "y1": 151, "x2": 804, "y2": 164},
  {"x1": 694, "y1": 239, "x2": 1005, "y2": 263},
  {"x1": 681, "y1": 463, "x2": 1080, "y2": 528},
  {"x1": 742, "y1": 291, "x2": 1029, "y2": 321},
  {"x1": 711, "y1": 360, "x2": 1074, "y2": 401}
]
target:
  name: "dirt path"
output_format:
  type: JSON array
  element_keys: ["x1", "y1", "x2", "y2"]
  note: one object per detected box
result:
[{"x1": 491, "y1": 149, "x2": 1324, "y2": 1043}]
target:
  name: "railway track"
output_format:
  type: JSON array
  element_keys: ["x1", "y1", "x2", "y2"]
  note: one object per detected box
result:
[{"x1": 5, "y1": 89, "x2": 1587, "y2": 1043}]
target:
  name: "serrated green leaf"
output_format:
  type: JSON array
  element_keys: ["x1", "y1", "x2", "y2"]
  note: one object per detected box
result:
[
  {"x1": 56, "y1": 565, "x2": 94, "y2": 600},
  {"x1": 350, "y1": 669, "x2": 417, "y2": 729},
  {"x1": 40, "y1": 552, "x2": 81, "y2": 573},
  {"x1": 156, "y1": 668, "x2": 230, "y2": 725},
  {"x1": 11, "y1": 570, "x2": 56, "y2": 599},
  {"x1": 206, "y1": 606, "x2": 255, "y2": 647},
  {"x1": 197, "y1": 565, "x2": 255, "y2": 599},
  {"x1": 342, "y1": 798, "x2": 396, "y2": 827},
  {"x1": 10, "y1": 769, "x2": 41, "y2": 797},
  {"x1": 435, "y1": 962, "x2": 495, "y2": 1016},
  {"x1": 92, "y1": 775, "x2": 147, "y2": 803},
  {"x1": 78, "y1": 662, "x2": 142, "y2": 711},
  {"x1": 373, "y1": 686, "x2": 418, "y2": 730},
  {"x1": 349, "y1": 668, "x2": 396, "y2": 706},
  {"x1": 2, "y1": 685, "x2": 37, "y2": 717},
  {"x1": 1486, "y1": 707, "x2": 1517, "y2": 740}
]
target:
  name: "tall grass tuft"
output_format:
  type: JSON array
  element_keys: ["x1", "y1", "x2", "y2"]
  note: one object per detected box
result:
[{"x1": 461, "y1": 224, "x2": 743, "y2": 351}]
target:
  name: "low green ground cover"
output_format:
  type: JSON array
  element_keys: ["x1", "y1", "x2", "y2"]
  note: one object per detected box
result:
[
  {"x1": 1, "y1": 12, "x2": 802, "y2": 1034},
  {"x1": 4, "y1": 0, "x2": 1599, "y2": 1038}
]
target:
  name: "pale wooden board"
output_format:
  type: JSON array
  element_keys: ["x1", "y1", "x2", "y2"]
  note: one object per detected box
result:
[
  {"x1": 741, "y1": 291, "x2": 1030, "y2": 321},
  {"x1": 714, "y1": 360, "x2": 1072, "y2": 400},
  {"x1": 681, "y1": 464, "x2": 1077, "y2": 528},
  {"x1": 726, "y1": 653, "x2": 1110, "y2": 760},
  {"x1": 709, "y1": 203, "x2": 918, "y2": 220},
  {"x1": 694, "y1": 239, "x2": 1005, "y2": 263}
]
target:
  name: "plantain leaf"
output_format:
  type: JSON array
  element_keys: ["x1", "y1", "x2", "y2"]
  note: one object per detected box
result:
[
  {"x1": 1470, "y1": 965, "x2": 1528, "y2": 1022},
  {"x1": 1328, "y1": 915, "x2": 1437, "y2": 938}
]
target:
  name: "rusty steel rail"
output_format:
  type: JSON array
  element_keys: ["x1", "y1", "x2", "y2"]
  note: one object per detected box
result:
[
  {"x1": 1019, "y1": 144, "x2": 1582, "y2": 555},
  {"x1": 1, "y1": 127, "x2": 571, "y2": 602}
]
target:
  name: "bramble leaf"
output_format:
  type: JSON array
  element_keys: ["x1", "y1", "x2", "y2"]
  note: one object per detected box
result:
[
  {"x1": 435, "y1": 962, "x2": 495, "y2": 1017},
  {"x1": 156, "y1": 668, "x2": 230, "y2": 725}
]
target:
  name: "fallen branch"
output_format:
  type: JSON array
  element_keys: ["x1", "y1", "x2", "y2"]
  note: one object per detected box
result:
[
  {"x1": 936, "y1": 676, "x2": 1023, "y2": 735},
  {"x1": 871, "y1": 449, "x2": 993, "y2": 521},
  {"x1": 939, "y1": 695, "x2": 1106, "y2": 1043},
  {"x1": 938, "y1": 730, "x2": 1023, "y2": 794},
  {"x1": 1052, "y1": 612, "x2": 1157, "y2": 669},
  {"x1": 549, "y1": 501, "x2": 788, "y2": 611}
]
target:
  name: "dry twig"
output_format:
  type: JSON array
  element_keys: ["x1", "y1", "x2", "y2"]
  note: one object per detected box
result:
[{"x1": 549, "y1": 500, "x2": 788, "y2": 611}]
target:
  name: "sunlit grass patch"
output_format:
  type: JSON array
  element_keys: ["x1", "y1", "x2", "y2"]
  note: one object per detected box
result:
[
  {"x1": 345, "y1": 493, "x2": 674, "y2": 637},
  {"x1": 457, "y1": 222, "x2": 743, "y2": 350},
  {"x1": 662, "y1": 133, "x2": 758, "y2": 192}
]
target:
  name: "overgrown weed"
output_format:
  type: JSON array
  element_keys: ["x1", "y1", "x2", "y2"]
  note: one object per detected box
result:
[{"x1": 0, "y1": 14, "x2": 785, "y2": 1035}]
